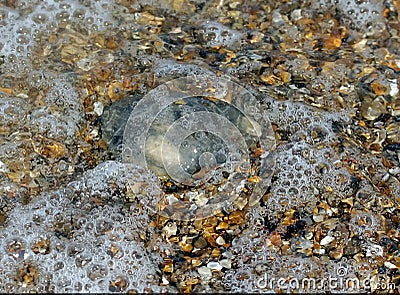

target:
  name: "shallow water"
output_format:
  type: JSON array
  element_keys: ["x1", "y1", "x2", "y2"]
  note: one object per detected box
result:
[{"x1": 0, "y1": 0, "x2": 399, "y2": 293}]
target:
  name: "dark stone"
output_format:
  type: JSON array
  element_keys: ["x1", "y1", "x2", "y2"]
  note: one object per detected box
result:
[{"x1": 100, "y1": 94, "x2": 142, "y2": 156}]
